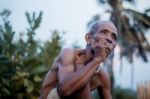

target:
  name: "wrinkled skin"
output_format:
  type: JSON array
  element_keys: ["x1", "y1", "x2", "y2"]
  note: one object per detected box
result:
[
  {"x1": 40, "y1": 21, "x2": 118, "y2": 99},
  {"x1": 90, "y1": 22, "x2": 117, "y2": 59}
]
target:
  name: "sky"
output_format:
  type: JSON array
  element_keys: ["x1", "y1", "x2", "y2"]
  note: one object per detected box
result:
[{"x1": 0, "y1": 0, "x2": 150, "y2": 90}]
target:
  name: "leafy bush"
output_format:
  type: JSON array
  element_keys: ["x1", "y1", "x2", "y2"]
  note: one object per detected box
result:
[{"x1": 0, "y1": 10, "x2": 63, "y2": 99}]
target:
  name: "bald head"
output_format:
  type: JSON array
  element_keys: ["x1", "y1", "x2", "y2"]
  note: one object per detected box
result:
[{"x1": 88, "y1": 21, "x2": 117, "y2": 35}]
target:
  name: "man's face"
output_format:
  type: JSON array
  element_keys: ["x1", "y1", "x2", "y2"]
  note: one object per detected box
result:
[{"x1": 90, "y1": 22, "x2": 118, "y2": 55}]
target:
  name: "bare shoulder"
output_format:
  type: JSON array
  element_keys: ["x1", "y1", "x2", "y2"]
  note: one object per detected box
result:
[
  {"x1": 58, "y1": 48, "x2": 76, "y2": 66},
  {"x1": 50, "y1": 48, "x2": 76, "y2": 70},
  {"x1": 98, "y1": 69, "x2": 111, "y2": 90}
]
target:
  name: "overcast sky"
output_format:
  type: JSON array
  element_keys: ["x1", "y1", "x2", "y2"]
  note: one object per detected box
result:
[{"x1": 0, "y1": 0, "x2": 150, "y2": 90}]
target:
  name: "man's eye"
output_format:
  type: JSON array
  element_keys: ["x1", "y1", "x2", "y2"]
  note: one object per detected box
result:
[
  {"x1": 100, "y1": 31, "x2": 104, "y2": 33},
  {"x1": 112, "y1": 34, "x2": 117, "y2": 40},
  {"x1": 101, "y1": 30, "x2": 108, "y2": 34}
]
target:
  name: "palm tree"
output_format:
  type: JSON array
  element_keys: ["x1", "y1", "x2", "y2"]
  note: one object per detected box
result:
[{"x1": 88, "y1": 0, "x2": 150, "y2": 96}]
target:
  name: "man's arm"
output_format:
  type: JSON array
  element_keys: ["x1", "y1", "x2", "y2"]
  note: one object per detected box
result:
[
  {"x1": 39, "y1": 55, "x2": 61, "y2": 99},
  {"x1": 97, "y1": 70, "x2": 112, "y2": 99},
  {"x1": 70, "y1": 64, "x2": 92, "y2": 99},
  {"x1": 57, "y1": 48, "x2": 104, "y2": 97},
  {"x1": 40, "y1": 70, "x2": 57, "y2": 99}
]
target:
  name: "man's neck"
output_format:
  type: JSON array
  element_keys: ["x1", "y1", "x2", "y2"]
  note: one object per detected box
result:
[{"x1": 84, "y1": 46, "x2": 94, "y2": 65}]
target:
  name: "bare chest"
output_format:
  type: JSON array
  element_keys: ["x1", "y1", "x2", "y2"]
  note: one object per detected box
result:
[{"x1": 89, "y1": 73, "x2": 102, "y2": 91}]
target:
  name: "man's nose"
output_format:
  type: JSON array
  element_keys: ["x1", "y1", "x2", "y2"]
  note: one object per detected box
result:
[{"x1": 106, "y1": 39, "x2": 112, "y2": 44}]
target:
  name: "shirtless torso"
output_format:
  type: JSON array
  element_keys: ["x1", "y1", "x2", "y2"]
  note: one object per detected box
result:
[
  {"x1": 40, "y1": 49, "x2": 111, "y2": 99},
  {"x1": 40, "y1": 21, "x2": 118, "y2": 99}
]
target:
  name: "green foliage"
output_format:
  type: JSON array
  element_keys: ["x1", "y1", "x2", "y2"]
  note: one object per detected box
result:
[
  {"x1": 87, "y1": 87, "x2": 136, "y2": 99},
  {"x1": 0, "y1": 10, "x2": 63, "y2": 99},
  {"x1": 91, "y1": 87, "x2": 137, "y2": 99},
  {"x1": 42, "y1": 30, "x2": 62, "y2": 66},
  {"x1": 114, "y1": 87, "x2": 137, "y2": 99}
]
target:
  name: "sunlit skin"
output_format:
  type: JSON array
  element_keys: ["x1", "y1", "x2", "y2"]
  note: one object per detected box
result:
[{"x1": 40, "y1": 21, "x2": 118, "y2": 99}]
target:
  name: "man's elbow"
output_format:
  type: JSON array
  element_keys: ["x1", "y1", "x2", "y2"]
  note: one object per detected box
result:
[
  {"x1": 58, "y1": 84, "x2": 72, "y2": 97},
  {"x1": 39, "y1": 85, "x2": 50, "y2": 99},
  {"x1": 59, "y1": 78, "x2": 87, "y2": 96},
  {"x1": 39, "y1": 91, "x2": 46, "y2": 99}
]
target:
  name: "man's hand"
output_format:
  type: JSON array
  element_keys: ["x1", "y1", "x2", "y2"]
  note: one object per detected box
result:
[
  {"x1": 94, "y1": 46, "x2": 107, "y2": 62},
  {"x1": 57, "y1": 48, "x2": 103, "y2": 97},
  {"x1": 93, "y1": 36, "x2": 112, "y2": 62}
]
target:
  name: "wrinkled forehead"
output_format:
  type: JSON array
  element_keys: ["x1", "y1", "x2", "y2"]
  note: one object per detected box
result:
[{"x1": 98, "y1": 22, "x2": 118, "y2": 35}]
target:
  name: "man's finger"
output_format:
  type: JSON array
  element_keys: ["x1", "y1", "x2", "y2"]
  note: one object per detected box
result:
[{"x1": 77, "y1": 49, "x2": 85, "y2": 55}]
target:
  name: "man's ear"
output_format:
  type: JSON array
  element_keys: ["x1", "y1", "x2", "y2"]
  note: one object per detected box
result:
[{"x1": 85, "y1": 33, "x2": 92, "y2": 45}]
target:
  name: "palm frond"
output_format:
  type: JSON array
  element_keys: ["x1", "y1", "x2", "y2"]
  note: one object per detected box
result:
[
  {"x1": 97, "y1": 0, "x2": 107, "y2": 4},
  {"x1": 124, "y1": 0, "x2": 135, "y2": 4},
  {"x1": 123, "y1": 9, "x2": 150, "y2": 29},
  {"x1": 118, "y1": 14, "x2": 148, "y2": 62},
  {"x1": 145, "y1": 8, "x2": 150, "y2": 14},
  {"x1": 87, "y1": 14, "x2": 100, "y2": 28}
]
